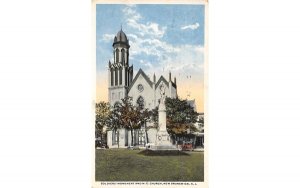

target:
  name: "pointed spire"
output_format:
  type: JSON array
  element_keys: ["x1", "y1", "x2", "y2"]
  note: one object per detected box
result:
[
  {"x1": 153, "y1": 73, "x2": 156, "y2": 83},
  {"x1": 174, "y1": 77, "x2": 176, "y2": 85},
  {"x1": 169, "y1": 71, "x2": 171, "y2": 82},
  {"x1": 121, "y1": 23, "x2": 122, "y2": 31}
]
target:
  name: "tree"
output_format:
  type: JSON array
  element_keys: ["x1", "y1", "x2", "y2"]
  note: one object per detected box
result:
[
  {"x1": 106, "y1": 104, "x2": 123, "y2": 148},
  {"x1": 151, "y1": 97, "x2": 200, "y2": 137},
  {"x1": 95, "y1": 101, "x2": 111, "y2": 139},
  {"x1": 198, "y1": 116, "x2": 204, "y2": 133},
  {"x1": 139, "y1": 107, "x2": 153, "y2": 144},
  {"x1": 114, "y1": 97, "x2": 151, "y2": 146}
]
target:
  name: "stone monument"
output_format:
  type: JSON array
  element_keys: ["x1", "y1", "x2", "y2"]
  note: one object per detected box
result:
[{"x1": 151, "y1": 83, "x2": 177, "y2": 150}]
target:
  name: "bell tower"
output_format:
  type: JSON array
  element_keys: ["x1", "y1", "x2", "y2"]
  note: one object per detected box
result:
[{"x1": 108, "y1": 28, "x2": 133, "y2": 105}]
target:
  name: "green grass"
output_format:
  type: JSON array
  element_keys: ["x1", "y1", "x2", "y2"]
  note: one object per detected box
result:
[{"x1": 95, "y1": 149, "x2": 204, "y2": 181}]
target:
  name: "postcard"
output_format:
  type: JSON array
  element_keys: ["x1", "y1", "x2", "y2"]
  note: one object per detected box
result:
[{"x1": 92, "y1": 1, "x2": 208, "y2": 187}]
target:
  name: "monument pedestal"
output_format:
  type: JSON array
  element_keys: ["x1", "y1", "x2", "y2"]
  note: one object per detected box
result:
[{"x1": 150, "y1": 130, "x2": 177, "y2": 150}]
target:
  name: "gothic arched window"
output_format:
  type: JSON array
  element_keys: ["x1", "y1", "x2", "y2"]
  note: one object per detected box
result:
[
  {"x1": 113, "y1": 50, "x2": 115, "y2": 63},
  {"x1": 137, "y1": 96, "x2": 145, "y2": 109},
  {"x1": 121, "y1": 49, "x2": 125, "y2": 64},
  {"x1": 116, "y1": 49, "x2": 119, "y2": 62},
  {"x1": 111, "y1": 69, "x2": 114, "y2": 86},
  {"x1": 119, "y1": 67, "x2": 122, "y2": 85},
  {"x1": 125, "y1": 67, "x2": 128, "y2": 86},
  {"x1": 115, "y1": 69, "x2": 118, "y2": 86}
]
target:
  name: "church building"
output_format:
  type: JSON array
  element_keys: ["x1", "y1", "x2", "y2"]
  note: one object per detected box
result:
[{"x1": 106, "y1": 29, "x2": 178, "y2": 148}]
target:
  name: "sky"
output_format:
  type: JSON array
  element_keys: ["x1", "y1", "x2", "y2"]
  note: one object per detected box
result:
[{"x1": 96, "y1": 4, "x2": 205, "y2": 112}]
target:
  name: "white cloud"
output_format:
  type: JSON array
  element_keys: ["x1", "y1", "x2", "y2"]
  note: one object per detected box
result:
[
  {"x1": 127, "y1": 34, "x2": 138, "y2": 40},
  {"x1": 127, "y1": 34, "x2": 181, "y2": 58},
  {"x1": 181, "y1": 23, "x2": 200, "y2": 30},
  {"x1": 139, "y1": 60, "x2": 153, "y2": 69},
  {"x1": 101, "y1": 34, "x2": 115, "y2": 42},
  {"x1": 123, "y1": 6, "x2": 166, "y2": 38},
  {"x1": 127, "y1": 19, "x2": 166, "y2": 38},
  {"x1": 122, "y1": 6, "x2": 141, "y2": 22}
]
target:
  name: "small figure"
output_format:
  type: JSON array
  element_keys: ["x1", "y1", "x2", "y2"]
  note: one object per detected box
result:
[{"x1": 159, "y1": 84, "x2": 166, "y2": 104}]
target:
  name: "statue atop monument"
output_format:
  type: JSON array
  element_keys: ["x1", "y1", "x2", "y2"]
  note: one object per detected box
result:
[{"x1": 159, "y1": 83, "x2": 166, "y2": 109}]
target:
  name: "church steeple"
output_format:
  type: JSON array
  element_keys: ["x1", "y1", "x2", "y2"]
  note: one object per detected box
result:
[
  {"x1": 112, "y1": 28, "x2": 130, "y2": 65},
  {"x1": 110, "y1": 29, "x2": 131, "y2": 86},
  {"x1": 108, "y1": 29, "x2": 133, "y2": 105}
]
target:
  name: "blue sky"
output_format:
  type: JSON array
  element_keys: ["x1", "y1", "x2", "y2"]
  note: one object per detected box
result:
[{"x1": 96, "y1": 4, "x2": 205, "y2": 111}]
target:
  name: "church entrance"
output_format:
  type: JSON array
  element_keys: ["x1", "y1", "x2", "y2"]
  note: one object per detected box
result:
[
  {"x1": 133, "y1": 129, "x2": 146, "y2": 146},
  {"x1": 112, "y1": 129, "x2": 119, "y2": 147}
]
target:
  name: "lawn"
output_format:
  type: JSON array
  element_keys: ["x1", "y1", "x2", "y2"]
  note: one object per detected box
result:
[{"x1": 95, "y1": 149, "x2": 204, "y2": 181}]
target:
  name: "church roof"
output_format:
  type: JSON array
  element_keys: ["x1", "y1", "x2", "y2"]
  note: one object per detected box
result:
[
  {"x1": 154, "y1": 75, "x2": 177, "y2": 89},
  {"x1": 113, "y1": 29, "x2": 129, "y2": 46},
  {"x1": 155, "y1": 76, "x2": 169, "y2": 89},
  {"x1": 128, "y1": 69, "x2": 153, "y2": 92}
]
